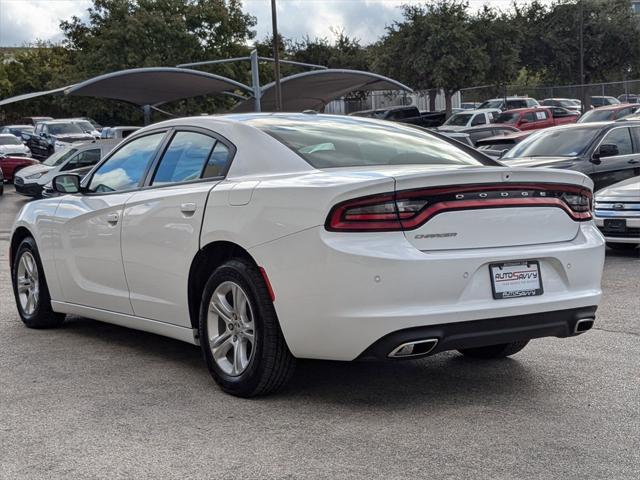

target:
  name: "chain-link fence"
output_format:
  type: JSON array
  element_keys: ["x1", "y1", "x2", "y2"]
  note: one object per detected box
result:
[{"x1": 324, "y1": 90, "x2": 462, "y2": 114}]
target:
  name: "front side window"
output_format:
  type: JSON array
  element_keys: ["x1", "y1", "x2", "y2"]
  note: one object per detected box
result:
[
  {"x1": 152, "y1": 131, "x2": 217, "y2": 185},
  {"x1": 63, "y1": 149, "x2": 101, "y2": 171},
  {"x1": 471, "y1": 114, "x2": 486, "y2": 126},
  {"x1": 444, "y1": 113, "x2": 472, "y2": 126},
  {"x1": 249, "y1": 115, "x2": 492, "y2": 168},
  {"x1": 579, "y1": 109, "x2": 614, "y2": 123},
  {"x1": 89, "y1": 133, "x2": 164, "y2": 192},
  {"x1": 600, "y1": 128, "x2": 633, "y2": 156}
]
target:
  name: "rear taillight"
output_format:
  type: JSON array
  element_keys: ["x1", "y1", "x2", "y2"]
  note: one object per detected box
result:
[{"x1": 326, "y1": 183, "x2": 592, "y2": 232}]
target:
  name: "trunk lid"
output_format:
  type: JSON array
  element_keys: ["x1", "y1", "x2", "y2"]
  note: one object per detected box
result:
[{"x1": 390, "y1": 166, "x2": 591, "y2": 251}]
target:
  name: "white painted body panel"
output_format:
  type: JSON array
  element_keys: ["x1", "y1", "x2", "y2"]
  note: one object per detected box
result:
[{"x1": 122, "y1": 182, "x2": 218, "y2": 325}]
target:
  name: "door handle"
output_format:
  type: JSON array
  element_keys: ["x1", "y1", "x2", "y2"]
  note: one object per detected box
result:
[
  {"x1": 106, "y1": 213, "x2": 119, "y2": 225},
  {"x1": 180, "y1": 202, "x2": 197, "y2": 214},
  {"x1": 628, "y1": 159, "x2": 639, "y2": 164}
]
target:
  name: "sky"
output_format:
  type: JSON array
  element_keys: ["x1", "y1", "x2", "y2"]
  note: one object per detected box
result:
[{"x1": 0, "y1": 0, "x2": 537, "y2": 47}]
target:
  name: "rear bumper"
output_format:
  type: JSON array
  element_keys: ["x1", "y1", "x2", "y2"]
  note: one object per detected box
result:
[
  {"x1": 250, "y1": 223, "x2": 605, "y2": 361},
  {"x1": 358, "y1": 306, "x2": 597, "y2": 360}
]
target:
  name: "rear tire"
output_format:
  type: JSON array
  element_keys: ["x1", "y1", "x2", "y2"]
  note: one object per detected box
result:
[
  {"x1": 12, "y1": 237, "x2": 65, "y2": 329},
  {"x1": 199, "y1": 258, "x2": 295, "y2": 397},
  {"x1": 458, "y1": 340, "x2": 529, "y2": 359}
]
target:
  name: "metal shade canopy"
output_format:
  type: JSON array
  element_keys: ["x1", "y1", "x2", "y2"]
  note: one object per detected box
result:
[
  {"x1": 232, "y1": 69, "x2": 413, "y2": 113},
  {"x1": 0, "y1": 85, "x2": 73, "y2": 107},
  {"x1": 65, "y1": 67, "x2": 252, "y2": 106}
]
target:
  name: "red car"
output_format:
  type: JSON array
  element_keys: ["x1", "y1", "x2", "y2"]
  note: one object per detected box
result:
[
  {"x1": 495, "y1": 107, "x2": 579, "y2": 131},
  {"x1": 578, "y1": 103, "x2": 640, "y2": 123},
  {"x1": 0, "y1": 155, "x2": 39, "y2": 182}
]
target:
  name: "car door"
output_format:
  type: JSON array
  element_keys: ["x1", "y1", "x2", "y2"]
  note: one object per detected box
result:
[
  {"x1": 121, "y1": 129, "x2": 234, "y2": 326},
  {"x1": 52, "y1": 131, "x2": 167, "y2": 314},
  {"x1": 590, "y1": 126, "x2": 638, "y2": 190}
]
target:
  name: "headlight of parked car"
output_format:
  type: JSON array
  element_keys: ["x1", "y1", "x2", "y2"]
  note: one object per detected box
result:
[{"x1": 26, "y1": 172, "x2": 44, "y2": 179}]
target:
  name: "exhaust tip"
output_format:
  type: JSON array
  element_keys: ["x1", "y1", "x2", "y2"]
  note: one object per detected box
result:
[
  {"x1": 388, "y1": 338, "x2": 438, "y2": 358},
  {"x1": 574, "y1": 317, "x2": 595, "y2": 334}
]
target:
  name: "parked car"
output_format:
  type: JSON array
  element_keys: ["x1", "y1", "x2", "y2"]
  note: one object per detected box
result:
[
  {"x1": 0, "y1": 124, "x2": 35, "y2": 141},
  {"x1": 436, "y1": 108, "x2": 501, "y2": 131},
  {"x1": 0, "y1": 134, "x2": 32, "y2": 157},
  {"x1": 477, "y1": 97, "x2": 539, "y2": 111},
  {"x1": 20, "y1": 116, "x2": 53, "y2": 126},
  {"x1": 475, "y1": 131, "x2": 533, "y2": 158},
  {"x1": 590, "y1": 96, "x2": 620, "y2": 108},
  {"x1": 0, "y1": 155, "x2": 39, "y2": 182},
  {"x1": 501, "y1": 121, "x2": 640, "y2": 190},
  {"x1": 617, "y1": 94, "x2": 640, "y2": 104},
  {"x1": 447, "y1": 125, "x2": 520, "y2": 145},
  {"x1": 14, "y1": 139, "x2": 117, "y2": 197},
  {"x1": 10, "y1": 113, "x2": 604, "y2": 397},
  {"x1": 25, "y1": 120, "x2": 94, "y2": 159},
  {"x1": 593, "y1": 176, "x2": 640, "y2": 251},
  {"x1": 100, "y1": 126, "x2": 141, "y2": 140},
  {"x1": 578, "y1": 104, "x2": 640, "y2": 123},
  {"x1": 494, "y1": 107, "x2": 577, "y2": 131},
  {"x1": 541, "y1": 98, "x2": 582, "y2": 112},
  {"x1": 349, "y1": 106, "x2": 446, "y2": 127}
]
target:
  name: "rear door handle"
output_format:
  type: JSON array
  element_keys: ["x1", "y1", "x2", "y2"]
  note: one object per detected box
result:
[
  {"x1": 628, "y1": 159, "x2": 639, "y2": 164},
  {"x1": 106, "y1": 213, "x2": 119, "y2": 225},
  {"x1": 180, "y1": 202, "x2": 197, "y2": 214}
]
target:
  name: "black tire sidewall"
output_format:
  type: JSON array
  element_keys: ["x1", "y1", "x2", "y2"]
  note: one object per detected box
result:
[{"x1": 199, "y1": 259, "x2": 270, "y2": 395}]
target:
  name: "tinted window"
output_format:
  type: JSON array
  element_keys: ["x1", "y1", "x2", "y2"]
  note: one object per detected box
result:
[
  {"x1": 496, "y1": 112, "x2": 519, "y2": 124},
  {"x1": 615, "y1": 107, "x2": 635, "y2": 120},
  {"x1": 89, "y1": 133, "x2": 164, "y2": 192},
  {"x1": 152, "y1": 131, "x2": 216, "y2": 185},
  {"x1": 48, "y1": 123, "x2": 84, "y2": 135},
  {"x1": 523, "y1": 112, "x2": 537, "y2": 122},
  {"x1": 444, "y1": 113, "x2": 472, "y2": 126},
  {"x1": 478, "y1": 100, "x2": 503, "y2": 109},
  {"x1": 507, "y1": 100, "x2": 528, "y2": 109},
  {"x1": 471, "y1": 114, "x2": 486, "y2": 126},
  {"x1": 250, "y1": 116, "x2": 489, "y2": 168},
  {"x1": 503, "y1": 127, "x2": 599, "y2": 158},
  {"x1": 600, "y1": 128, "x2": 633, "y2": 156},
  {"x1": 578, "y1": 109, "x2": 614, "y2": 123},
  {"x1": 203, "y1": 142, "x2": 231, "y2": 178}
]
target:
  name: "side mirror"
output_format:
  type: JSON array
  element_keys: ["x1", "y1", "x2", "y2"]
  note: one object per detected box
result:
[
  {"x1": 40, "y1": 132, "x2": 48, "y2": 138},
  {"x1": 595, "y1": 143, "x2": 619, "y2": 160},
  {"x1": 52, "y1": 174, "x2": 82, "y2": 194}
]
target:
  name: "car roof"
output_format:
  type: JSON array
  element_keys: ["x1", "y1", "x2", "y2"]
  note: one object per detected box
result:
[{"x1": 591, "y1": 103, "x2": 637, "y2": 111}]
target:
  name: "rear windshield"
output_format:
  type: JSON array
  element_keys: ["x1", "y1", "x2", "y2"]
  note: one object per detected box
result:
[
  {"x1": 503, "y1": 127, "x2": 598, "y2": 158},
  {"x1": 249, "y1": 116, "x2": 490, "y2": 168},
  {"x1": 495, "y1": 112, "x2": 519, "y2": 124}
]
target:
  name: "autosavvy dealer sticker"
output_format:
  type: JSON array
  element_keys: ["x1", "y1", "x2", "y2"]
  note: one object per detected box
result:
[{"x1": 489, "y1": 260, "x2": 543, "y2": 299}]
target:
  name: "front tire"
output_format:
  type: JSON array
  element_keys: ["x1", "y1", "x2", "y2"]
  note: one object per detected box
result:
[
  {"x1": 12, "y1": 237, "x2": 65, "y2": 328},
  {"x1": 458, "y1": 340, "x2": 529, "y2": 359},
  {"x1": 199, "y1": 258, "x2": 295, "y2": 397}
]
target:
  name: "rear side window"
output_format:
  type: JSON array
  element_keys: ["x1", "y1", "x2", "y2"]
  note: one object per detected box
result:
[
  {"x1": 152, "y1": 131, "x2": 217, "y2": 185},
  {"x1": 508, "y1": 100, "x2": 527, "y2": 109},
  {"x1": 202, "y1": 142, "x2": 231, "y2": 178}
]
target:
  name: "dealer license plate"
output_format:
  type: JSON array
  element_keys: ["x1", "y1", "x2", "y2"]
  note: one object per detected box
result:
[{"x1": 489, "y1": 260, "x2": 543, "y2": 300}]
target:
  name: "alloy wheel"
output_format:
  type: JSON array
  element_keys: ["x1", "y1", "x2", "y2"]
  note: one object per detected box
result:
[
  {"x1": 207, "y1": 281, "x2": 256, "y2": 376},
  {"x1": 16, "y1": 251, "x2": 39, "y2": 315}
]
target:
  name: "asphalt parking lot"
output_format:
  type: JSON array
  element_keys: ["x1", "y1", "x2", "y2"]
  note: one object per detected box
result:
[{"x1": 0, "y1": 184, "x2": 638, "y2": 480}]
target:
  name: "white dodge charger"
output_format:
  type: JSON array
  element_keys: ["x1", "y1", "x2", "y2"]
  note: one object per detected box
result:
[{"x1": 10, "y1": 114, "x2": 605, "y2": 396}]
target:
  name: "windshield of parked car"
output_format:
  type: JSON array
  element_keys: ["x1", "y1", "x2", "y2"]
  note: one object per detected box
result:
[
  {"x1": 478, "y1": 100, "x2": 502, "y2": 109},
  {"x1": 249, "y1": 115, "x2": 493, "y2": 168},
  {"x1": 578, "y1": 109, "x2": 613, "y2": 123},
  {"x1": 502, "y1": 127, "x2": 598, "y2": 158},
  {"x1": 48, "y1": 123, "x2": 84, "y2": 135},
  {"x1": 42, "y1": 148, "x2": 78, "y2": 167},
  {"x1": 0, "y1": 136, "x2": 21, "y2": 145},
  {"x1": 495, "y1": 112, "x2": 519, "y2": 124},
  {"x1": 8, "y1": 127, "x2": 33, "y2": 136},
  {"x1": 443, "y1": 113, "x2": 472, "y2": 126},
  {"x1": 74, "y1": 120, "x2": 95, "y2": 133}
]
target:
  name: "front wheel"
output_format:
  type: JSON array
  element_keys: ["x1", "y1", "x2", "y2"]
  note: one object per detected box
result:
[
  {"x1": 199, "y1": 258, "x2": 295, "y2": 397},
  {"x1": 458, "y1": 340, "x2": 529, "y2": 359},
  {"x1": 12, "y1": 237, "x2": 65, "y2": 328}
]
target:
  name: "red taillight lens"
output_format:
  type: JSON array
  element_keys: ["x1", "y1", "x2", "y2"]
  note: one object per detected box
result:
[{"x1": 326, "y1": 183, "x2": 592, "y2": 232}]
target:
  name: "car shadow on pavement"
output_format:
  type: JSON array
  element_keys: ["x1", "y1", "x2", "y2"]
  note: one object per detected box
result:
[{"x1": 59, "y1": 316, "x2": 540, "y2": 407}]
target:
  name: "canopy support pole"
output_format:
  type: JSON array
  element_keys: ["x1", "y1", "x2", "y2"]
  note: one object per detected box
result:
[
  {"x1": 250, "y1": 50, "x2": 262, "y2": 113},
  {"x1": 143, "y1": 104, "x2": 151, "y2": 125}
]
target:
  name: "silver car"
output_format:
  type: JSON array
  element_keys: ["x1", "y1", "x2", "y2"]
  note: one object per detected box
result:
[
  {"x1": 594, "y1": 176, "x2": 640, "y2": 251},
  {"x1": 13, "y1": 140, "x2": 118, "y2": 197}
]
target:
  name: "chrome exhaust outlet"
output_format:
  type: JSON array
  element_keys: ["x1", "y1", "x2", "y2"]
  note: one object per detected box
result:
[
  {"x1": 388, "y1": 338, "x2": 438, "y2": 358},
  {"x1": 574, "y1": 317, "x2": 595, "y2": 334}
]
